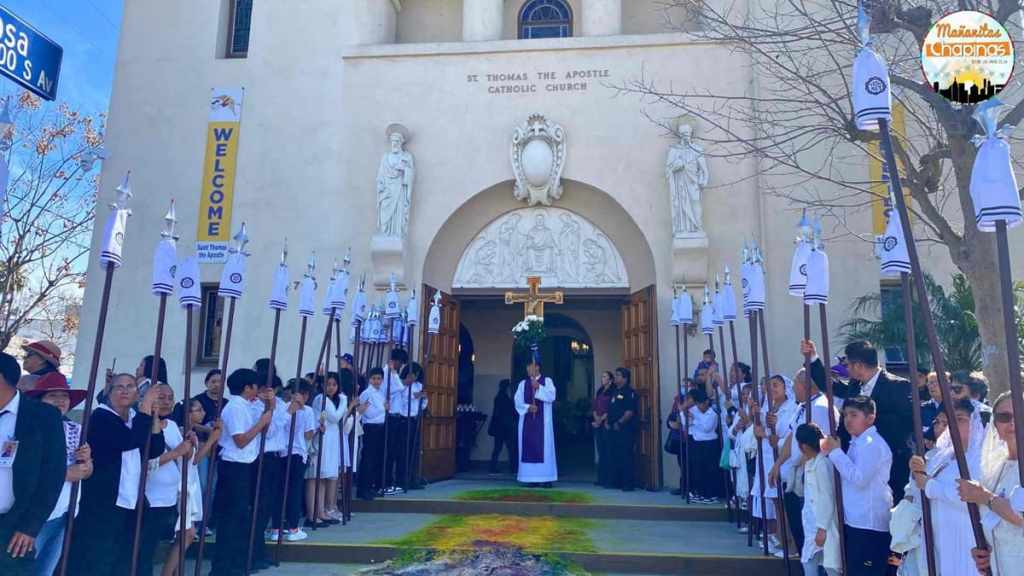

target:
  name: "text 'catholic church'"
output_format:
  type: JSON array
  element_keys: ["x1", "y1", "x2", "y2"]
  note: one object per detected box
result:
[{"x1": 76, "y1": 0, "x2": 972, "y2": 489}]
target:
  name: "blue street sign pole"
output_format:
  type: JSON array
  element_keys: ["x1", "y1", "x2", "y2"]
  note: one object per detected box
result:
[{"x1": 0, "y1": 5, "x2": 63, "y2": 101}]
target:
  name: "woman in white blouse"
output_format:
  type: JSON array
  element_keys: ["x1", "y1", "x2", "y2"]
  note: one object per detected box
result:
[
  {"x1": 306, "y1": 373, "x2": 347, "y2": 523},
  {"x1": 957, "y1": 391, "x2": 1024, "y2": 575}
]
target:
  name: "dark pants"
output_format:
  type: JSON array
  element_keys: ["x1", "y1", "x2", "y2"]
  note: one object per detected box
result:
[
  {"x1": 609, "y1": 426, "x2": 636, "y2": 490},
  {"x1": 385, "y1": 415, "x2": 408, "y2": 488},
  {"x1": 688, "y1": 438, "x2": 718, "y2": 498},
  {"x1": 273, "y1": 454, "x2": 306, "y2": 530},
  {"x1": 0, "y1": 513, "x2": 37, "y2": 576},
  {"x1": 489, "y1": 432, "x2": 517, "y2": 474},
  {"x1": 68, "y1": 504, "x2": 133, "y2": 576},
  {"x1": 358, "y1": 423, "x2": 384, "y2": 496},
  {"x1": 134, "y1": 504, "x2": 176, "y2": 576},
  {"x1": 408, "y1": 416, "x2": 424, "y2": 486},
  {"x1": 251, "y1": 454, "x2": 283, "y2": 563},
  {"x1": 595, "y1": 426, "x2": 611, "y2": 485},
  {"x1": 843, "y1": 525, "x2": 892, "y2": 576},
  {"x1": 213, "y1": 460, "x2": 254, "y2": 576},
  {"x1": 890, "y1": 449, "x2": 910, "y2": 503},
  {"x1": 783, "y1": 489, "x2": 805, "y2": 546}
]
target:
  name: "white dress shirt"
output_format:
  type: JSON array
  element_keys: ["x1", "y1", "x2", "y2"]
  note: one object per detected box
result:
[
  {"x1": 687, "y1": 405, "x2": 718, "y2": 441},
  {"x1": 406, "y1": 381, "x2": 427, "y2": 418},
  {"x1": 0, "y1": 391, "x2": 20, "y2": 514},
  {"x1": 279, "y1": 406, "x2": 317, "y2": 462},
  {"x1": 219, "y1": 395, "x2": 261, "y2": 464},
  {"x1": 360, "y1": 385, "x2": 387, "y2": 425},
  {"x1": 97, "y1": 404, "x2": 146, "y2": 510},
  {"x1": 781, "y1": 394, "x2": 838, "y2": 488},
  {"x1": 262, "y1": 400, "x2": 291, "y2": 454},
  {"x1": 859, "y1": 369, "x2": 882, "y2": 398},
  {"x1": 827, "y1": 425, "x2": 893, "y2": 532},
  {"x1": 384, "y1": 371, "x2": 407, "y2": 416}
]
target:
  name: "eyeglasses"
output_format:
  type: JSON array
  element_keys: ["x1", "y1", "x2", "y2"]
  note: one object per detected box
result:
[
  {"x1": 994, "y1": 412, "x2": 1014, "y2": 424},
  {"x1": 110, "y1": 384, "x2": 138, "y2": 393},
  {"x1": 951, "y1": 385, "x2": 964, "y2": 393}
]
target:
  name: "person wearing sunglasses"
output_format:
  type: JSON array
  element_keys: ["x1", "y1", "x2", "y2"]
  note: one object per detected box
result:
[{"x1": 957, "y1": 391, "x2": 1024, "y2": 575}]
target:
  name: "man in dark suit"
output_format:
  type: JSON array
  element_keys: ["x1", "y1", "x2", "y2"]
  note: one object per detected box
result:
[
  {"x1": 488, "y1": 380, "x2": 518, "y2": 474},
  {"x1": 0, "y1": 352, "x2": 66, "y2": 575},
  {"x1": 804, "y1": 340, "x2": 913, "y2": 502}
]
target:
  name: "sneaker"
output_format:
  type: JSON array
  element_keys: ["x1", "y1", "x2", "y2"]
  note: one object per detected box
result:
[
  {"x1": 737, "y1": 526, "x2": 749, "y2": 534},
  {"x1": 705, "y1": 497, "x2": 719, "y2": 504},
  {"x1": 265, "y1": 529, "x2": 279, "y2": 542},
  {"x1": 286, "y1": 528, "x2": 308, "y2": 542}
]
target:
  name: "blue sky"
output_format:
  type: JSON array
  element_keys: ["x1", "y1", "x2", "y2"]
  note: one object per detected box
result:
[{"x1": 2, "y1": 0, "x2": 122, "y2": 115}]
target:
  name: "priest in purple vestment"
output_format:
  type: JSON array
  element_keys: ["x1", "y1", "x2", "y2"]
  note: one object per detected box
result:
[{"x1": 514, "y1": 354, "x2": 558, "y2": 486}]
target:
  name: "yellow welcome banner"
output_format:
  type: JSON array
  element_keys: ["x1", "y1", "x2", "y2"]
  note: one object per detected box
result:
[{"x1": 197, "y1": 87, "x2": 244, "y2": 263}]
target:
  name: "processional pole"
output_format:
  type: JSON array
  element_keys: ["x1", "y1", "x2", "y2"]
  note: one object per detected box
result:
[{"x1": 177, "y1": 255, "x2": 202, "y2": 575}]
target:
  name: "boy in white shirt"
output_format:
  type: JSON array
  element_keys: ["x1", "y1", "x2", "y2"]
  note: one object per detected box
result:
[
  {"x1": 821, "y1": 395, "x2": 893, "y2": 576},
  {"x1": 272, "y1": 380, "x2": 316, "y2": 542},
  {"x1": 357, "y1": 368, "x2": 386, "y2": 500},
  {"x1": 383, "y1": 349, "x2": 408, "y2": 494},
  {"x1": 251, "y1": 374, "x2": 290, "y2": 567},
  {"x1": 685, "y1": 388, "x2": 719, "y2": 504},
  {"x1": 214, "y1": 369, "x2": 272, "y2": 576}
]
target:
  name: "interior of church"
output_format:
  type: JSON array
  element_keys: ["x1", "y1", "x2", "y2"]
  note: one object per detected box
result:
[{"x1": 455, "y1": 298, "x2": 623, "y2": 481}]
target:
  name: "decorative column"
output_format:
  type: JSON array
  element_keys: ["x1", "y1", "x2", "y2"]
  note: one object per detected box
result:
[
  {"x1": 463, "y1": 0, "x2": 504, "y2": 41},
  {"x1": 581, "y1": 0, "x2": 622, "y2": 36}
]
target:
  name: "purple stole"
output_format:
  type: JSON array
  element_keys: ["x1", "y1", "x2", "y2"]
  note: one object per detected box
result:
[{"x1": 522, "y1": 376, "x2": 545, "y2": 463}]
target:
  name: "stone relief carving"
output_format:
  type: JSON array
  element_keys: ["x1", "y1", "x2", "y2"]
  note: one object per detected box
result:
[
  {"x1": 376, "y1": 123, "x2": 415, "y2": 238},
  {"x1": 511, "y1": 114, "x2": 566, "y2": 206},
  {"x1": 666, "y1": 123, "x2": 709, "y2": 237},
  {"x1": 454, "y1": 207, "x2": 627, "y2": 289}
]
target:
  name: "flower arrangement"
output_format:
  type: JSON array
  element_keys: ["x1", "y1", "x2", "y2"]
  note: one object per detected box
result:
[{"x1": 512, "y1": 315, "x2": 546, "y2": 352}]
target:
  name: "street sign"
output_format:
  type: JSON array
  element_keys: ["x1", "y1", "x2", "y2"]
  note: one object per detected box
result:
[{"x1": 0, "y1": 5, "x2": 62, "y2": 101}]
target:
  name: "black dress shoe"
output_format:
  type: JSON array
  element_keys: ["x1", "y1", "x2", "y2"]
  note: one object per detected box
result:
[{"x1": 323, "y1": 518, "x2": 340, "y2": 525}]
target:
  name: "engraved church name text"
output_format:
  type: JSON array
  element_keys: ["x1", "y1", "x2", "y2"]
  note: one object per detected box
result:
[{"x1": 466, "y1": 69, "x2": 611, "y2": 96}]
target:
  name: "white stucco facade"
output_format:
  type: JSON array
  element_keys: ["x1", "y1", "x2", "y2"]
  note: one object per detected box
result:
[{"x1": 74, "y1": 0, "x2": 1024, "y2": 486}]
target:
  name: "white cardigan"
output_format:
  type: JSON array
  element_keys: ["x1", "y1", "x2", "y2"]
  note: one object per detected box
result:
[{"x1": 803, "y1": 453, "x2": 842, "y2": 571}]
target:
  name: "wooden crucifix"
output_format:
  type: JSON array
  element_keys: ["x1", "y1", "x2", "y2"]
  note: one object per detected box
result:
[{"x1": 505, "y1": 276, "x2": 564, "y2": 319}]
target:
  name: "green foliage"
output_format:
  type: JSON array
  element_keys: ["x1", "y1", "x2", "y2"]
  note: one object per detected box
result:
[
  {"x1": 841, "y1": 273, "x2": 1024, "y2": 372},
  {"x1": 454, "y1": 488, "x2": 594, "y2": 504}
]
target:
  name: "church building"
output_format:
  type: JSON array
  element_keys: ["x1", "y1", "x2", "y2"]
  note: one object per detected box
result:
[{"x1": 75, "y1": 0, "x2": 976, "y2": 489}]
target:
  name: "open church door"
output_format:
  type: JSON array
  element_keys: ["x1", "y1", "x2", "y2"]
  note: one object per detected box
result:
[
  {"x1": 621, "y1": 285, "x2": 662, "y2": 490},
  {"x1": 419, "y1": 284, "x2": 459, "y2": 481}
]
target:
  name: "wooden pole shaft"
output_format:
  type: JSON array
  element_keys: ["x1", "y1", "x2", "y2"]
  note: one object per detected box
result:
[
  {"x1": 333, "y1": 317, "x2": 347, "y2": 524},
  {"x1": 345, "y1": 319, "x2": 362, "y2": 522},
  {"x1": 996, "y1": 220, "x2": 1024, "y2": 487},
  {"x1": 803, "y1": 304, "x2": 812, "y2": 423},
  {"x1": 899, "y1": 274, "x2": 937, "y2": 576},
  {"x1": 817, "y1": 303, "x2": 847, "y2": 576},
  {"x1": 718, "y1": 324, "x2": 733, "y2": 522},
  {"x1": 748, "y1": 312, "x2": 770, "y2": 556},
  {"x1": 130, "y1": 292, "x2": 169, "y2": 576},
  {"x1": 674, "y1": 326, "x2": 687, "y2": 503},
  {"x1": 758, "y1": 311, "x2": 792, "y2": 574},
  {"x1": 178, "y1": 305, "x2": 195, "y2": 575},
  {"x1": 195, "y1": 296, "x2": 237, "y2": 576},
  {"x1": 59, "y1": 263, "x2": 116, "y2": 576},
  {"x1": 245, "y1": 309, "x2": 282, "y2": 575},
  {"x1": 878, "y1": 118, "x2": 988, "y2": 555},
  {"x1": 311, "y1": 312, "x2": 335, "y2": 528},
  {"x1": 275, "y1": 315, "x2": 308, "y2": 558}
]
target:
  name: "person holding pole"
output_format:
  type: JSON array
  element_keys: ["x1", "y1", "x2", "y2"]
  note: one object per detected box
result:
[
  {"x1": 212, "y1": 369, "x2": 272, "y2": 576},
  {"x1": 357, "y1": 368, "x2": 387, "y2": 501}
]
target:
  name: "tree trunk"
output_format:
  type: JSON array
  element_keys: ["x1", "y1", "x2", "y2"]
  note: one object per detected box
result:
[{"x1": 956, "y1": 235, "x2": 1010, "y2": 396}]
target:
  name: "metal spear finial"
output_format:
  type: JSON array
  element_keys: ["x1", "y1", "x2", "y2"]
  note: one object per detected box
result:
[
  {"x1": 703, "y1": 285, "x2": 711, "y2": 305},
  {"x1": 280, "y1": 238, "x2": 288, "y2": 266},
  {"x1": 113, "y1": 171, "x2": 133, "y2": 210},
  {"x1": 232, "y1": 222, "x2": 250, "y2": 255},
  {"x1": 305, "y1": 251, "x2": 317, "y2": 278},
  {"x1": 342, "y1": 247, "x2": 352, "y2": 271},
  {"x1": 724, "y1": 266, "x2": 732, "y2": 284},
  {"x1": 161, "y1": 199, "x2": 177, "y2": 240}
]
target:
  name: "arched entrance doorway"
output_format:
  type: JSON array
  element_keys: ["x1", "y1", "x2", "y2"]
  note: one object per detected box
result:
[{"x1": 417, "y1": 179, "x2": 662, "y2": 488}]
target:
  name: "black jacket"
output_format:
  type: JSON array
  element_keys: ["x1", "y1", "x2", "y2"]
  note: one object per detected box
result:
[
  {"x1": 78, "y1": 407, "x2": 165, "y2": 514},
  {"x1": 488, "y1": 392, "x2": 517, "y2": 438},
  {"x1": 7, "y1": 394, "x2": 66, "y2": 537},
  {"x1": 813, "y1": 358, "x2": 914, "y2": 456}
]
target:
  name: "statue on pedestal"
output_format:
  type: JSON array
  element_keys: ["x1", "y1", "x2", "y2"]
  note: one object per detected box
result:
[
  {"x1": 666, "y1": 123, "x2": 709, "y2": 237},
  {"x1": 376, "y1": 124, "x2": 415, "y2": 238}
]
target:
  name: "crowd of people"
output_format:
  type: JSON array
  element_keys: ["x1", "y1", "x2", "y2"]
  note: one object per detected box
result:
[
  {"x1": 645, "y1": 338, "x2": 1024, "y2": 575},
  {"x1": 0, "y1": 339, "x2": 428, "y2": 576}
]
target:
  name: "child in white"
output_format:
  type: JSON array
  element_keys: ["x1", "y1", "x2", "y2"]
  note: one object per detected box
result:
[{"x1": 795, "y1": 423, "x2": 840, "y2": 576}]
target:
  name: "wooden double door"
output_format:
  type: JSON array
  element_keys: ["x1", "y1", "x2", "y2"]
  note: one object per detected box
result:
[{"x1": 419, "y1": 284, "x2": 662, "y2": 490}]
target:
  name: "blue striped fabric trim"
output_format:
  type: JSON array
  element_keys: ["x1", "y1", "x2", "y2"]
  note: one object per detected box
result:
[
  {"x1": 723, "y1": 314, "x2": 737, "y2": 321},
  {"x1": 179, "y1": 296, "x2": 201, "y2": 306},
  {"x1": 269, "y1": 299, "x2": 288, "y2": 310},
  {"x1": 804, "y1": 294, "x2": 828, "y2": 304},
  {"x1": 299, "y1": 309, "x2": 315, "y2": 317},
  {"x1": 856, "y1": 107, "x2": 890, "y2": 118},
  {"x1": 218, "y1": 288, "x2": 241, "y2": 298},
  {"x1": 99, "y1": 252, "x2": 123, "y2": 267},
  {"x1": 880, "y1": 261, "x2": 911, "y2": 273}
]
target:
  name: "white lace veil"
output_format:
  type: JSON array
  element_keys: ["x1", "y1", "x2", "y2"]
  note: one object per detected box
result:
[
  {"x1": 980, "y1": 392, "x2": 1013, "y2": 490},
  {"x1": 929, "y1": 400, "x2": 986, "y2": 478}
]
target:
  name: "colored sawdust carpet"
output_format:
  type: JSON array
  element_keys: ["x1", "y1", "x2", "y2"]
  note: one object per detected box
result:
[
  {"x1": 453, "y1": 488, "x2": 594, "y2": 504},
  {"x1": 359, "y1": 545, "x2": 588, "y2": 575},
  {"x1": 388, "y1": 514, "x2": 596, "y2": 553}
]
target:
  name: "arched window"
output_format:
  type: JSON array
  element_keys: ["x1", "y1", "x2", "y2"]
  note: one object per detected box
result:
[{"x1": 519, "y1": 0, "x2": 573, "y2": 39}]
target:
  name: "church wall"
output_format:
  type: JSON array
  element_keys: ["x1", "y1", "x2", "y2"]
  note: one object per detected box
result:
[
  {"x1": 396, "y1": 0, "x2": 463, "y2": 44},
  {"x1": 502, "y1": 0, "x2": 584, "y2": 40},
  {"x1": 621, "y1": 1, "x2": 696, "y2": 34},
  {"x1": 74, "y1": 0, "x2": 358, "y2": 393}
]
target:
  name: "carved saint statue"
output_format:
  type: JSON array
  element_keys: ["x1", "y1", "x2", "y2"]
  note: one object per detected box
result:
[
  {"x1": 524, "y1": 212, "x2": 558, "y2": 276},
  {"x1": 376, "y1": 124, "x2": 415, "y2": 238},
  {"x1": 666, "y1": 123, "x2": 709, "y2": 236}
]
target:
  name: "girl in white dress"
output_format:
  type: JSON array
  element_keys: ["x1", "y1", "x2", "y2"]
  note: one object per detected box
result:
[
  {"x1": 750, "y1": 375, "x2": 799, "y2": 556},
  {"x1": 306, "y1": 373, "x2": 347, "y2": 523},
  {"x1": 957, "y1": 391, "x2": 1024, "y2": 575},
  {"x1": 795, "y1": 423, "x2": 840, "y2": 576},
  {"x1": 909, "y1": 397, "x2": 984, "y2": 576}
]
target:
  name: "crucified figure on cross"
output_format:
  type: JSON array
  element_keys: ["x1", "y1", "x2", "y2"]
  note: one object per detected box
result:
[{"x1": 505, "y1": 276, "x2": 564, "y2": 319}]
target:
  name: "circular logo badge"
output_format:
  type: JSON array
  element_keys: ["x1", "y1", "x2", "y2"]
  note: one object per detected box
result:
[
  {"x1": 865, "y1": 76, "x2": 887, "y2": 95},
  {"x1": 114, "y1": 232, "x2": 124, "y2": 246},
  {"x1": 799, "y1": 264, "x2": 808, "y2": 276},
  {"x1": 921, "y1": 11, "x2": 1014, "y2": 104},
  {"x1": 169, "y1": 265, "x2": 177, "y2": 278},
  {"x1": 883, "y1": 236, "x2": 898, "y2": 251},
  {"x1": 230, "y1": 273, "x2": 242, "y2": 284},
  {"x1": 181, "y1": 277, "x2": 195, "y2": 289}
]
